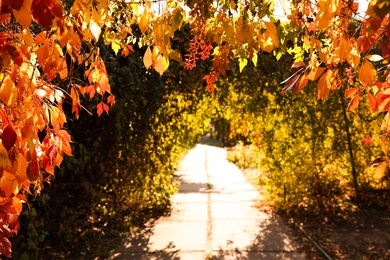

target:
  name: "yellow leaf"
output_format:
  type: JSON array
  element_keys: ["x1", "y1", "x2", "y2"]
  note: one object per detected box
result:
[
  {"x1": 346, "y1": 45, "x2": 360, "y2": 70},
  {"x1": 139, "y1": 9, "x2": 149, "y2": 34},
  {"x1": 111, "y1": 40, "x2": 121, "y2": 55},
  {"x1": 143, "y1": 46, "x2": 153, "y2": 69},
  {"x1": 0, "y1": 75, "x2": 16, "y2": 106},
  {"x1": 359, "y1": 60, "x2": 377, "y2": 86},
  {"x1": 252, "y1": 52, "x2": 258, "y2": 66},
  {"x1": 169, "y1": 50, "x2": 182, "y2": 62},
  {"x1": 12, "y1": 0, "x2": 33, "y2": 29},
  {"x1": 239, "y1": 57, "x2": 247, "y2": 72}
]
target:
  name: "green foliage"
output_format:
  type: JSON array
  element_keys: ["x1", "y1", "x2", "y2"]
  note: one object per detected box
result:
[{"x1": 223, "y1": 53, "x2": 386, "y2": 218}]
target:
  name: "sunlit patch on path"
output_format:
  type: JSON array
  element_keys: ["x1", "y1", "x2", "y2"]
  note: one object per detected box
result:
[{"x1": 110, "y1": 137, "x2": 305, "y2": 259}]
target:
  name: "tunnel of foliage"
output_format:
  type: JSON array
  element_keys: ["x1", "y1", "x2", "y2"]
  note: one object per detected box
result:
[
  {"x1": 11, "y1": 26, "x2": 215, "y2": 258},
  {"x1": 4, "y1": 0, "x2": 390, "y2": 258}
]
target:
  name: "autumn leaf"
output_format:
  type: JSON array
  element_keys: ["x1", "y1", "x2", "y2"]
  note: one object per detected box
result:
[
  {"x1": 345, "y1": 88, "x2": 359, "y2": 99},
  {"x1": 307, "y1": 67, "x2": 326, "y2": 81},
  {"x1": 264, "y1": 21, "x2": 279, "y2": 48},
  {"x1": 143, "y1": 46, "x2": 153, "y2": 69},
  {"x1": 0, "y1": 75, "x2": 15, "y2": 106},
  {"x1": 317, "y1": 69, "x2": 334, "y2": 100},
  {"x1": 374, "y1": 163, "x2": 387, "y2": 181},
  {"x1": 347, "y1": 93, "x2": 361, "y2": 112},
  {"x1": 368, "y1": 92, "x2": 378, "y2": 112},
  {"x1": 139, "y1": 9, "x2": 149, "y2": 34},
  {"x1": 0, "y1": 231, "x2": 12, "y2": 258},
  {"x1": 2, "y1": 124, "x2": 17, "y2": 152},
  {"x1": 0, "y1": 144, "x2": 11, "y2": 170},
  {"x1": 363, "y1": 136, "x2": 372, "y2": 146},
  {"x1": 359, "y1": 60, "x2": 377, "y2": 86},
  {"x1": 12, "y1": 0, "x2": 33, "y2": 29}
]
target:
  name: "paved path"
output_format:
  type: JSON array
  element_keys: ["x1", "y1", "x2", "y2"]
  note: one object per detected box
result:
[{"x1": 110, "y1": 141, "x2": 305, "y2": 259}]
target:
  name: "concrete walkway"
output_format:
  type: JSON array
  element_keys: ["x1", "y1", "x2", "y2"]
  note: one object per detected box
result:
[{"x1": 110, "y1": 141, "x2": 305, "y2": 259}]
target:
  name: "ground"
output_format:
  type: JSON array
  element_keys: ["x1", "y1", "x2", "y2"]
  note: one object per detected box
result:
[{"x1": 241, "y1": 167, "x2": 390, "y2": 259}]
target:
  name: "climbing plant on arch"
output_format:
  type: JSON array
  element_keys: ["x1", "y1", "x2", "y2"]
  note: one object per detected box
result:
[{"x1": 0, "y1": 0, "x2": 389, "y2": 256}]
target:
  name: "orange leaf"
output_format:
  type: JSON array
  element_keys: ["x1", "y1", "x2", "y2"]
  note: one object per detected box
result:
[
  {"x1": 374, "y1": 163, "x2": 387, "y2": 181},
  {"x1": 317, "y1": 69, "x2": 333, "y2": 100},
  {"x1": 347, "y1": 93, "x2": 361, "y2": 111},
  {"x1": 368, "y1": 92, "x2": 378, "y2": 112},
  {"x1": 12, "y1": 0, "x2": 33, "y2": 29},
  {"x1": 0, "y1": 171, "x2": 18, "y2": 198},
  {"x1": 345, "y1": 88, "x2": 359, "y2": 99},
  {"x1": 294, "y1": 73, "x2": 308, "y2": 94},
  {"x1": 139, "y1": 9, "x2": 149, "y2": 34},
  {"x1": 307, "y1": 67, "x2": 326, "y2": 81},
  {"x1": 143, "y1": 46, "x2": 152, "y2": 69},
  {"x1": 378, "y1": 97, "x2": 390, "y2": 112},
  {"x1": 359, "y1": 60, "x2": 377, "y2": 86},
  {"x1": 16, "y1": 154, "x2": 29, "y2": 189},
  {"x1": 97, "y1": 102, "x2": 104, "y2": 117},
  {"x1": 264, "y1": 21, "x2": 279, "y2": 48}
]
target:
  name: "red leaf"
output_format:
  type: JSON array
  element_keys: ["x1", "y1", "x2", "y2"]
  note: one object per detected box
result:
[
  {"x1": 11, "y1": 0, "x2": 24, "y2": 10},
  {"x1": 291, "y1": 62, "x2": 306, "y2": 69},
  {"x1": 281, "y1": 73, "x2": 301, "y2": 93},
  {"x1": 31, "y1": 0, "x2": 52, "y2": 28},
  {"x1": 97, "y1": 102, "x2": 104, "y2": 117},
  {"x1": 381, "y1": 43, "x2": 390, "y2": 59},
  {"x1": 103, "y1": 103, "x2": 109, "y2": 114},
  {"x1": 372, "y1": 157, "x2": 387, "y2": 165},
  {"x1": 363, "y1": 136, "x2": 372, "y2": 146},
  {"x1": 107, "y1": 94, "x2": 115, "y2": 106},
  {"x1": 2, "y1": 124, "x2": 17, "y2": 151},
  {"x1": 294, "y1": 74, "x2": 308, "y2": 94},
  {"x1": 0, "y1": 231, "x2": 12, "y2": 258}
]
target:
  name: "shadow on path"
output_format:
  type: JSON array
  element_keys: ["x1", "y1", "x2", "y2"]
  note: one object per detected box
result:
[{"x1": 109, "y1": 224, "x2": 181, "y2": 260}]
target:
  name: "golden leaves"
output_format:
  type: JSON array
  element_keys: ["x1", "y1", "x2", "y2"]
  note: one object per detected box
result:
[{"x1": 316, "y1": 0, "x2": 342, "y2": 31}]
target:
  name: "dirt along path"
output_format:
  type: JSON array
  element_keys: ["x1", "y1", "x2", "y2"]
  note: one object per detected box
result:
[{"x1": 109, "y1": 138, "x2": 306, "y2": 259}]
